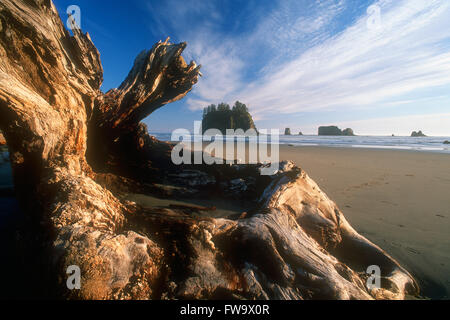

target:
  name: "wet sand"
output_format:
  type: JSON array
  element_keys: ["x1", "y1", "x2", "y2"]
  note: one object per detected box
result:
[{"x1": 279, "y1": 145, "x2": 450, "y2": 299}]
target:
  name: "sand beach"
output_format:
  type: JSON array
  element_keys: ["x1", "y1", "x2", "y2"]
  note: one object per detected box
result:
[{"x1": 278, "y1": 145, "x2": 450, "y2": 299}]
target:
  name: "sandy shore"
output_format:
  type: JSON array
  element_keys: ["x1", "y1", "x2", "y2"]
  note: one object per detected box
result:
[
  {"x1": 176, "y1": 142, "x2": 450, "y2": 298},
  {"x1": 2, "y1": 143, "x2": 449, "y2": 298},
  {"x1": 278, "y1": 145, "x2": 450, "y2": 299}
]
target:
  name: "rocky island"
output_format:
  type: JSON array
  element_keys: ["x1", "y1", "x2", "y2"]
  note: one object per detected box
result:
[
  {"x1": 411, "y1": 131, "x2": 427, "y2": 137},
  {"x1": 318, "y1": 126, "x2": 355, "y2": 136},
  {"x1": 0, "y1": 0, "x2": 418, "y2": 300},
  {"x1": 202, "y1": 102, "x2": 257, "y2": 134}
]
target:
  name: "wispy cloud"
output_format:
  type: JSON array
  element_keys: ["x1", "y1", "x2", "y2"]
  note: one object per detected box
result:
[
  {"x1": 144, "y1": 0, "x2": 247, "y2": 109},
  {"x1": 240, "y1": 0, "x2": 450, "y2": 119},
  {"x1": 144, "y1": 0, "x2": 450, "y2": 133},
  {"x1": 303, "y1": 112, "x2": 450, "y2": 136},
  {"x1": 251, "y1": 0, "x2": 347, "y2": 64}
]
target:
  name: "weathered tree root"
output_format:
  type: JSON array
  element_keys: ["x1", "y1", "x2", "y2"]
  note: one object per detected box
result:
[{"x1": 0, "y1": 0, "x2": 418, "y2": 300}]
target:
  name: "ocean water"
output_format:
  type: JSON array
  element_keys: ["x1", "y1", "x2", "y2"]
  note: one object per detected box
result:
[
  {"x1": 150, "y1": 133, "x2": 450, "y2": 154},
  {"x1": 0, "y1": 150, "x2": 21, "y2": 229},
  {"x1": 0, "y1": 151, "x2": 13, "y2": 187}
]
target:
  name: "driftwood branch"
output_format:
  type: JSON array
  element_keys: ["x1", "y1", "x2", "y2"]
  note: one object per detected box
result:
[
  {"x1": 87, "y1": 38, "x2": 201, "y2": 178},
  {"x1": 94, "y1": 38, "x2": 201, "y2": 134}
]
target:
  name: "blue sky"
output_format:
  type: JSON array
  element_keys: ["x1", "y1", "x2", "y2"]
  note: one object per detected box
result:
[{"x1": 54, "y1": 0, "x2": 450, "y2": 136}]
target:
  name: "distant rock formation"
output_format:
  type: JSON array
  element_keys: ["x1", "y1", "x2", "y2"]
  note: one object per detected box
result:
[
  {"x1": 298, "y1": 132, "x2": 303, "y2": 136},
  {"x1": 411, "y1": 131, "x2": 427, "y2": 137},
  {"x1": 342, "y1": 128, "x2": 355, "y2": 136},
  {"x1": 202, "y1": 101, "x2": 257, "y2": 134},
  {"x1": 318, "y1": 126, "x2": 355, "y2": 136},
  {"x1": 319, "y1": 126, "x2": 341, "y2": 136},
  {"x1": 285, "y1": 128, "x2": 292, "y2": 135},
  {"x1": 444, "y1": 140, "x2": 450, "y2": 145}
]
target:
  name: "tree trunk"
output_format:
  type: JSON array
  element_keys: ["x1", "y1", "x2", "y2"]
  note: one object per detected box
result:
[
  {"x1": 0, "y1": 0, "x2": 418, "y2": 299},
  {"x1": 87, "y1": 38, "x2": 201, "y2": 180}
]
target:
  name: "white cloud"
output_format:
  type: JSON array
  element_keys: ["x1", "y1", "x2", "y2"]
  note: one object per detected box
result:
[
  {"x1": 145, "y1": 0, "x2": 450, "y2": 134},
  {"x1": 255, "y1": 0, "x2": 346, "y2": 51},
  {"x1": 239, "y1": 0, "x2": 450, "y2": 119},
  {"x1": 184, "y1": 36, "x2": 244, "y2": 110},
  {"x1": 184, "y1": 0, "x2": 349, "y2": 111},
  {"x1": 145, "y1": 0, "x2": 246, "y2": 110}
]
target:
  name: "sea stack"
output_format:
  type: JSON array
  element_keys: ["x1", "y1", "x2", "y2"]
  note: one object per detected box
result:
[
  {"x1": 285, "y1": 128, "x2": 292, "y2": 135},
  {"x1": 342, "y1": 128, "x2": 355, "y2": 136},
  {"x1": 411, "y1": 131, "x2": 427, "y2": 137},
  {"x1": 202, "y1": 101, "x2": 257, "y2": 134},
  {"x1": 318, "y1": 126, "x2": 355, "y2": 136}
]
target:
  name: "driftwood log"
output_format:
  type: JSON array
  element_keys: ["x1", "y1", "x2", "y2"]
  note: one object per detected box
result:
[
  {"x1": 0, "y1": 130, "x2": 5, "y2": 146},
  {"x1": 0, "y1": 0, "x2": 418, "y2": 299}
]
